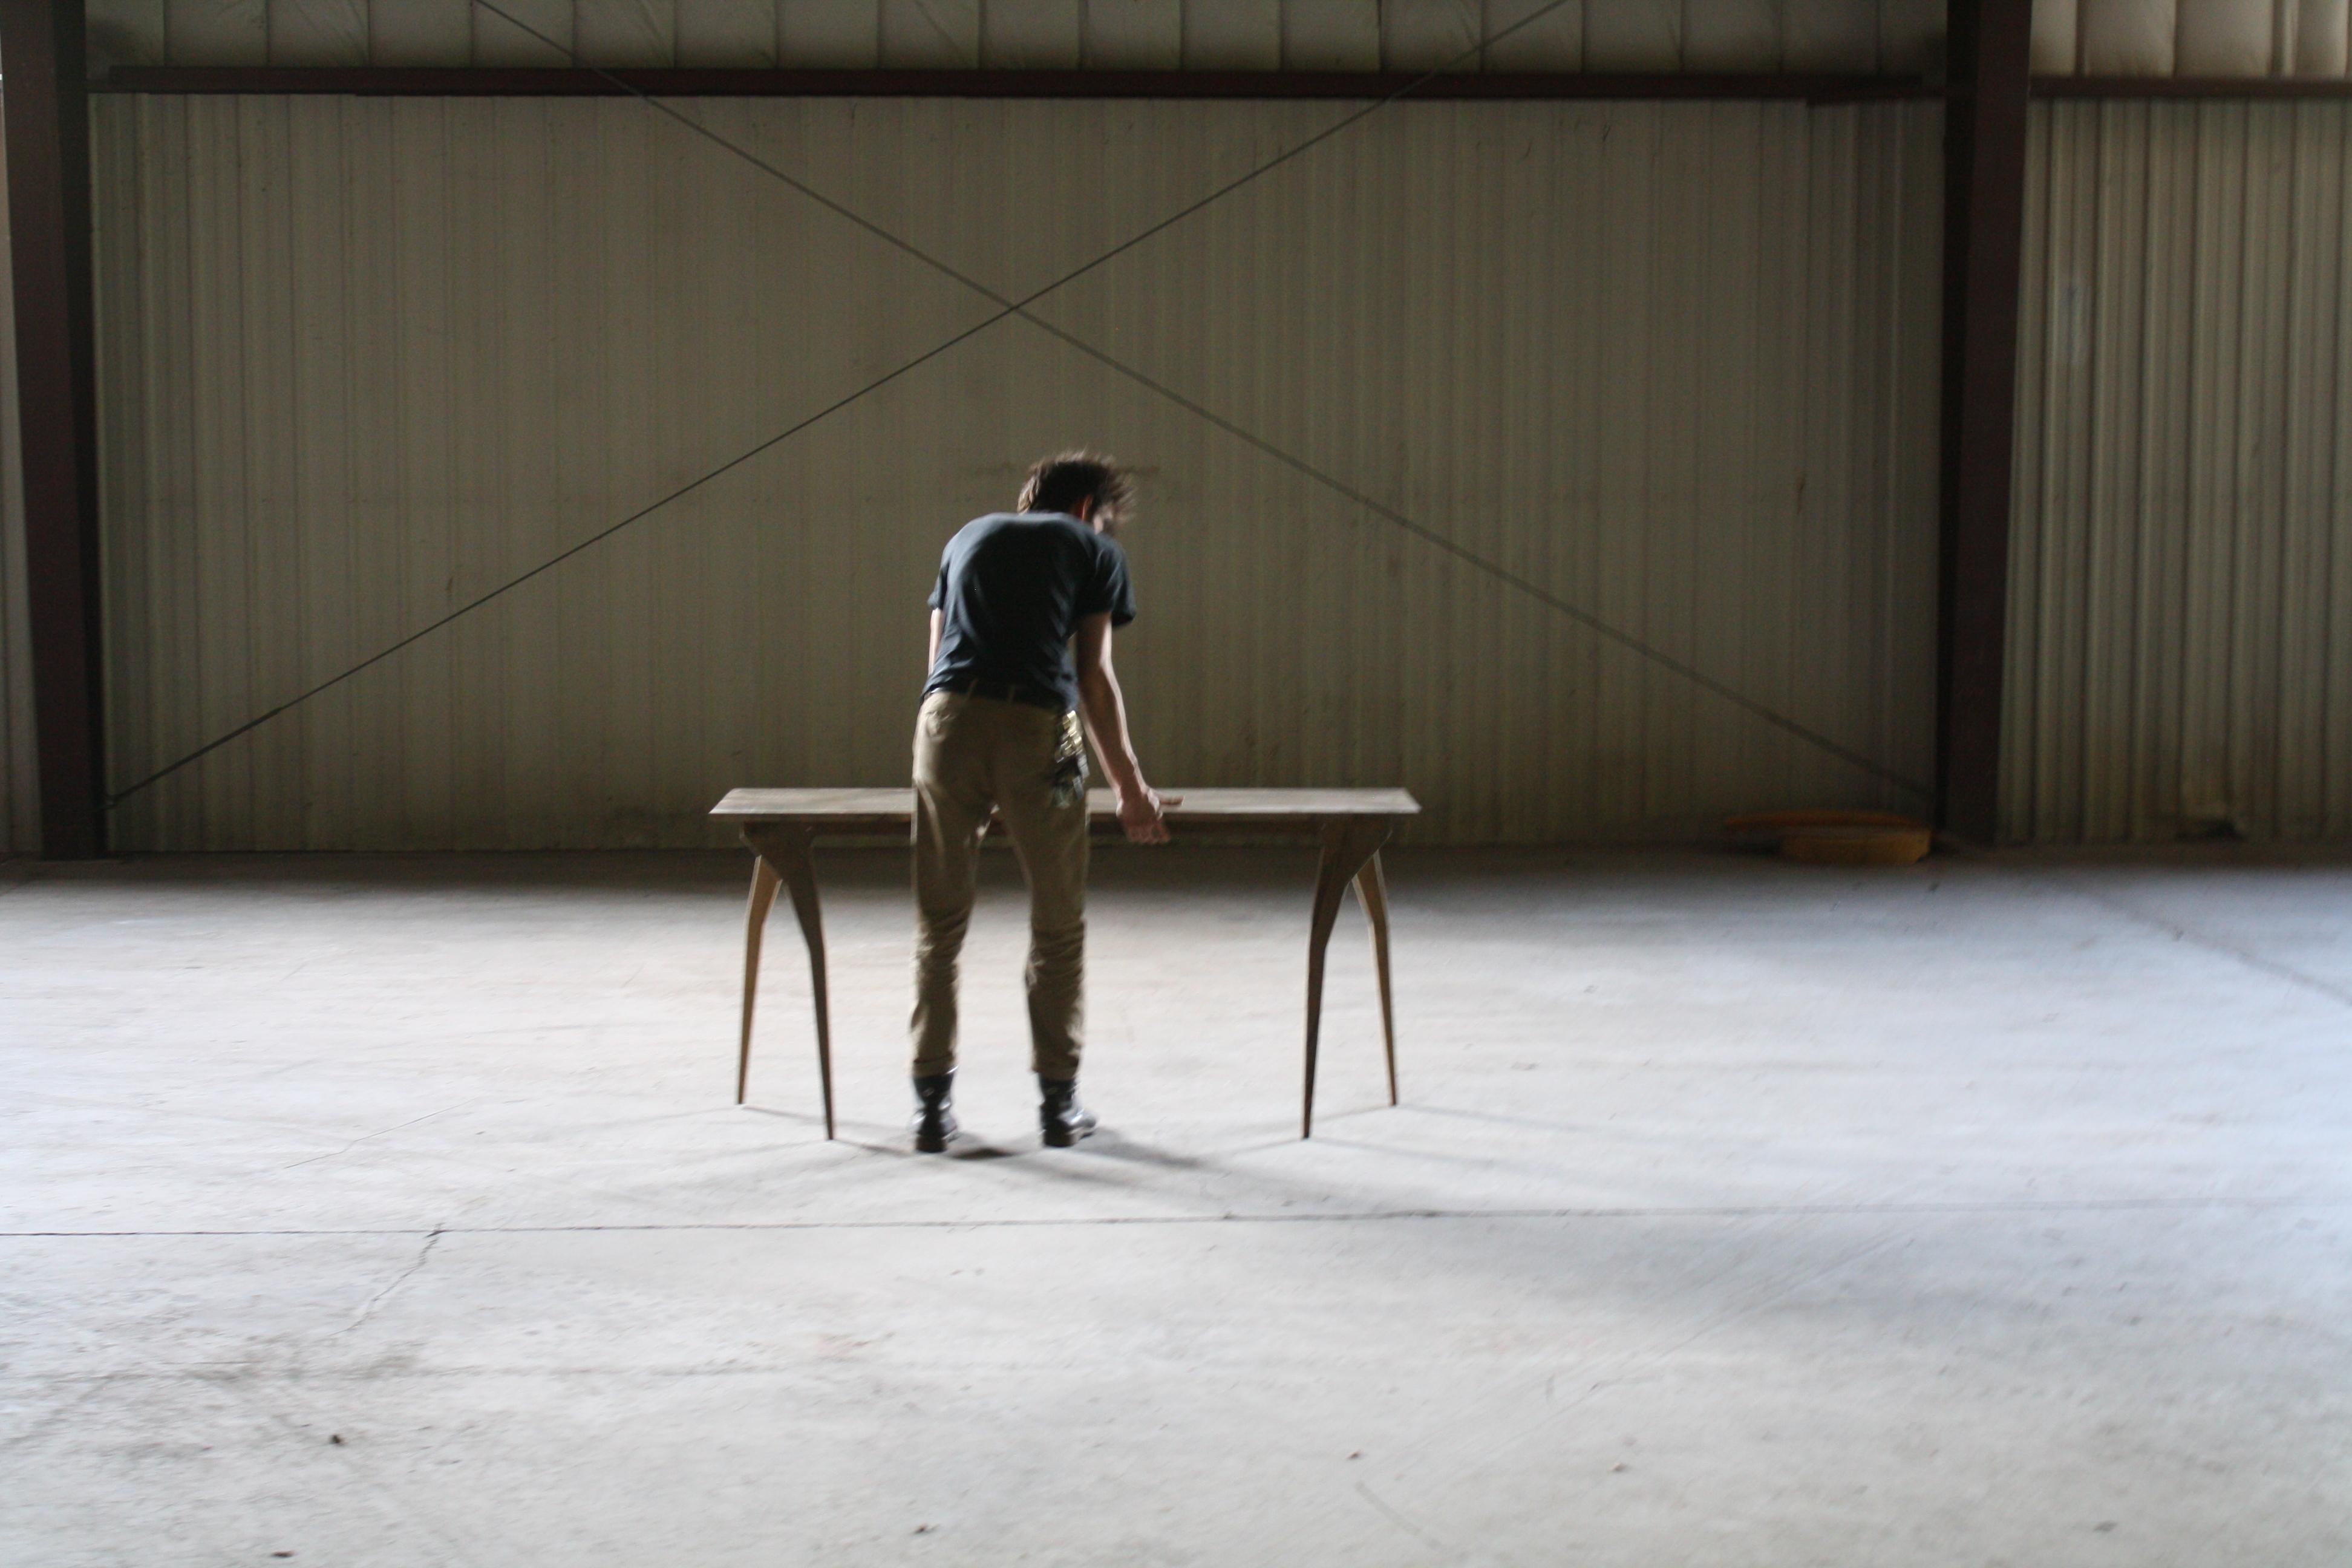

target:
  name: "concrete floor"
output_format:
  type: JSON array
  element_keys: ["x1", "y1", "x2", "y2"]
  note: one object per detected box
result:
[{"x1": 2, "y1": 844, "x2": 2348, "y2": 1566}]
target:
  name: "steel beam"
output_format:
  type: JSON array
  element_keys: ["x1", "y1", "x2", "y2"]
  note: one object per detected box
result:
[
  {"x1": 1935, "y1": 0, "x2": 2034, "y2": 844},
  {"x1": 2, "y1": 0, "x2": 106, "y2": 857}
]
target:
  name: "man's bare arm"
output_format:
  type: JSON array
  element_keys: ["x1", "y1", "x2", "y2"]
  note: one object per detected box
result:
[
  {"x1": 928, "y1": 608, "x2": 944, "y2": 672},
  {"x1": 1074, "y1": 613, "x2": 1171, "y2": 844}
]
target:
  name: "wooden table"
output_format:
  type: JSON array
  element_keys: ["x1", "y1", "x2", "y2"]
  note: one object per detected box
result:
[{"x1": 711, "y1": 786, "x2": 1420, "y2": 1139}]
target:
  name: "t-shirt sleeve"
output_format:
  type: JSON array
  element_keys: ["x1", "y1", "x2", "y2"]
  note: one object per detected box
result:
[
  {"x1": 927, "y1": 552, "x2": 950, "y2": 612},
  {"x1": 1081, "y1": 538, "x2": 1138, "y2": 627}
]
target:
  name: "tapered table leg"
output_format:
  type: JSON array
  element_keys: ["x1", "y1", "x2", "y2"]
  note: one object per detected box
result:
[
  {"x1": 738, "y1": 854, "x2": 781, "y2": 1104},
  {"x1": 742, "y1": 823, "x2": 835, "y2": 1139},
  {"x1": 1303, "y1": 818, "x2": 1394, "y2": 1138},
  {"x1": 1352, "y1": 849, "x2": 1398, "y2": 1106}
]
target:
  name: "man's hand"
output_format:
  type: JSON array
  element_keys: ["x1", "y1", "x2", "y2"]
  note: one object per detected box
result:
[
  {"x1": 1077, "y1": 615, "x2": 1173, "y2": 843},
  {"x1": 1117, "y1": 786, "x2": 1178, "y2": 844}
]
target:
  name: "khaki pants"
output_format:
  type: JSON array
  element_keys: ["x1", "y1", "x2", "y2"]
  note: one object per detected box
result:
[{"x1": 910, "y1": 691, "x2": 1089, "y2": 1080}]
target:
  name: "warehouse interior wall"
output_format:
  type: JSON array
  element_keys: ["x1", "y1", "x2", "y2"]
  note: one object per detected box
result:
[
  {"x1": 90, "y1": 93, "x2": 1942, "y2": 848},
  {"x1": 2005, "y1": 98, "x2": 2352, "y2": 843},
  {"x1": 0, "y1": 104, "x2": 41, "y2": 859}
]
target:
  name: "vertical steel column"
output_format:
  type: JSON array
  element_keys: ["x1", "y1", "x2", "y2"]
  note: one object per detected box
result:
[
  {"x1": 1935, "y1": 0, "x2": 2034, "y2": 844},
  {"x1": 1, "y1": 0, "x2": 106, "y2": 856}
]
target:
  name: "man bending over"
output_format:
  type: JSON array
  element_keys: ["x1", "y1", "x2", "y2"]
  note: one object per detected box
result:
[{"x1": 909, "y1": 452, "x2": 1172, "y2": 1152}]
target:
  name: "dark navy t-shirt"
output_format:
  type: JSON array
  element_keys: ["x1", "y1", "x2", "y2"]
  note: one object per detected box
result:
[{"x1": 923, "y1": 512, "x2": 1137, "y2": 711}]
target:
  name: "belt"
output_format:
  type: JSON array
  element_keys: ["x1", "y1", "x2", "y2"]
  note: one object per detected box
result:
[{"x1": 938, "y1": 676, "x2": 1068, "y2": 713}]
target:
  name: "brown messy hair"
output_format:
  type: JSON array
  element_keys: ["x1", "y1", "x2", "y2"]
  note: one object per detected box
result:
[{"x1": 1017, "y1": 451, "x2": 1135, "y2": 528}]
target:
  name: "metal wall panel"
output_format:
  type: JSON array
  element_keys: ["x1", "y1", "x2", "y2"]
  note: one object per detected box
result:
[
  {"x1": 1086, "y1": 0, "x2": 1184, "y2": 65},
  {"x1": 2053, "y1": 0, "x2": 2352, "y2": 76},
  {"x1": 1382, "y1": 0, "x2": 1480, "y2": 70},
  {"x1": 0, "y1": 112, "x2": 37, "y2": 856},
  {"x1": 1282, "y1": 0, "x2": 1379, "y2": 67},
  {"x1": 2031, "y1": 0, "x2": 2079, "y2": 73},
  {"x1": 2301, "y1": 0, "x2": 2351, "y2": 74},
  {"x1": 473, "y1": 0, "x2": 577, "y2": 61},
  {"x1": 985, "y1": 0, "x2": 1085, "y2": 66},
  {"x1": 1183, "y1": 0, "x2": 1282, "y2": 64},
  {"x1": 576, "y1": 0, "x2": 681, "y2": 65},
  {"x1": 91, "y1": 94, "x2": 1942, "y2": 848},
  {"x1": 269, "y1": 0, "x2": 369, "y2": 64},
  {"x1": 85, "y1": 0, "x2": 167, "y2": 68},
  {"x1": 779, "y1": 0, "x2": 879, "y2": 62},
  {"x1": 2078, "y1": 0, "x2": 2175, "y2": 75},
  {"x1": 676, "y1": 0, "x2": 780, "y2": 62},
  {"x1": 356, "y1": 0, "x2": 2206, "y2": 76},
  {"x1": 2007, "y1": 100, "x2": 2352, "y2": 842},
  {"x1": 1480, "y1": 0, "x2": 1583, "y2": 67},
  {"x1": 84, "y1": 0, "x2": 1942, "y2": 72},
  {"x1": 163, "y1": 0, "x2": 267, "y2": 64},
  {"x1": 371, "y1": 0, "x2": 475, "y2": 64},
  {"x1": 109, "y1": 0, "x2": 2352, "y2": 78},
  {"x1": 2174, "y1": 0, "x2": 2276, "y2": 76}
]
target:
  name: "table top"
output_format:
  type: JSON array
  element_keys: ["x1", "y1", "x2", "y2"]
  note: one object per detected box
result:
[{"x1": 711, "y1": 786, "x2": 1419, "y2": 827}]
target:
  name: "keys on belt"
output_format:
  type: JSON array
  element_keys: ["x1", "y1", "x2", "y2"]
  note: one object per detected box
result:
[{"x1": 1050, "y1": 711, "x2": 1089, "y2": 807}]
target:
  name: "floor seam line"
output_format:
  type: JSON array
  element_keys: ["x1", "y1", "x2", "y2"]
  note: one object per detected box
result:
[
  {"x1": 2050, "y1": 874, "x2": 2352, "y2": 1013},
  {"x1": 4, "y1": 1195, "x2": 2343, "y2": 1240}
]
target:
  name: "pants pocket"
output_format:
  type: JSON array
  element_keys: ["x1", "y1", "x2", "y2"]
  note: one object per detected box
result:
[{"x1": 917, "y1": 693, "x2": 957, "y2": 747}]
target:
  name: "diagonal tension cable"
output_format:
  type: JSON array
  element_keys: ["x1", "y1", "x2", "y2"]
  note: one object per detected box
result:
[
  {"x1": 107, "y1": 0, "x2": 1582, "y2": 809},
  {"x1": 105, "y1": 8, "x2": 1559, "y2": 810},
  {"x1": 475, "y1": 0, "x2": 1930, "y2": 800},
  {"x1": 109, "y1": 0, "x2": 1929, "y2": 807}
]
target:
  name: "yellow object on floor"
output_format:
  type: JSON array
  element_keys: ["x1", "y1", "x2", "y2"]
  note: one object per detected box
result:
[{"x1": 1723, "y1": 810, "x2": 1933, "y2": 866}]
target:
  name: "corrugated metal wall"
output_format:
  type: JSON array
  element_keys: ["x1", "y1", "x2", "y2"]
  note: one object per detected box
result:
[
  {"x1": 87, "y1": 0, "x2": 2352, "y2": 85},
  {"x1": 0, "y1": 109, "x2": 39, "y2": 858},
  {"x1": 91, "y1": 93, "x2": 1942, "y2": 848},
  {"x1": 2036, "y1": 0, "x2": 2352, "y2": 79},
  {"x1": 2007, "y1": 99, "x2": 2352, "y2": 843},
  {"x1": 83, "y1": 0, "x2": 1945, "y2": 74}
]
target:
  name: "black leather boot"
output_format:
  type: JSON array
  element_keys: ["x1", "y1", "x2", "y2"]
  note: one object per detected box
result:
[
  {"x1": 910, "y1": 1071, "x2": 958, "y2": 1153},
  {"x1": 1038, "y1": 1076, "x2": 1097, "y2": 1148}
]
